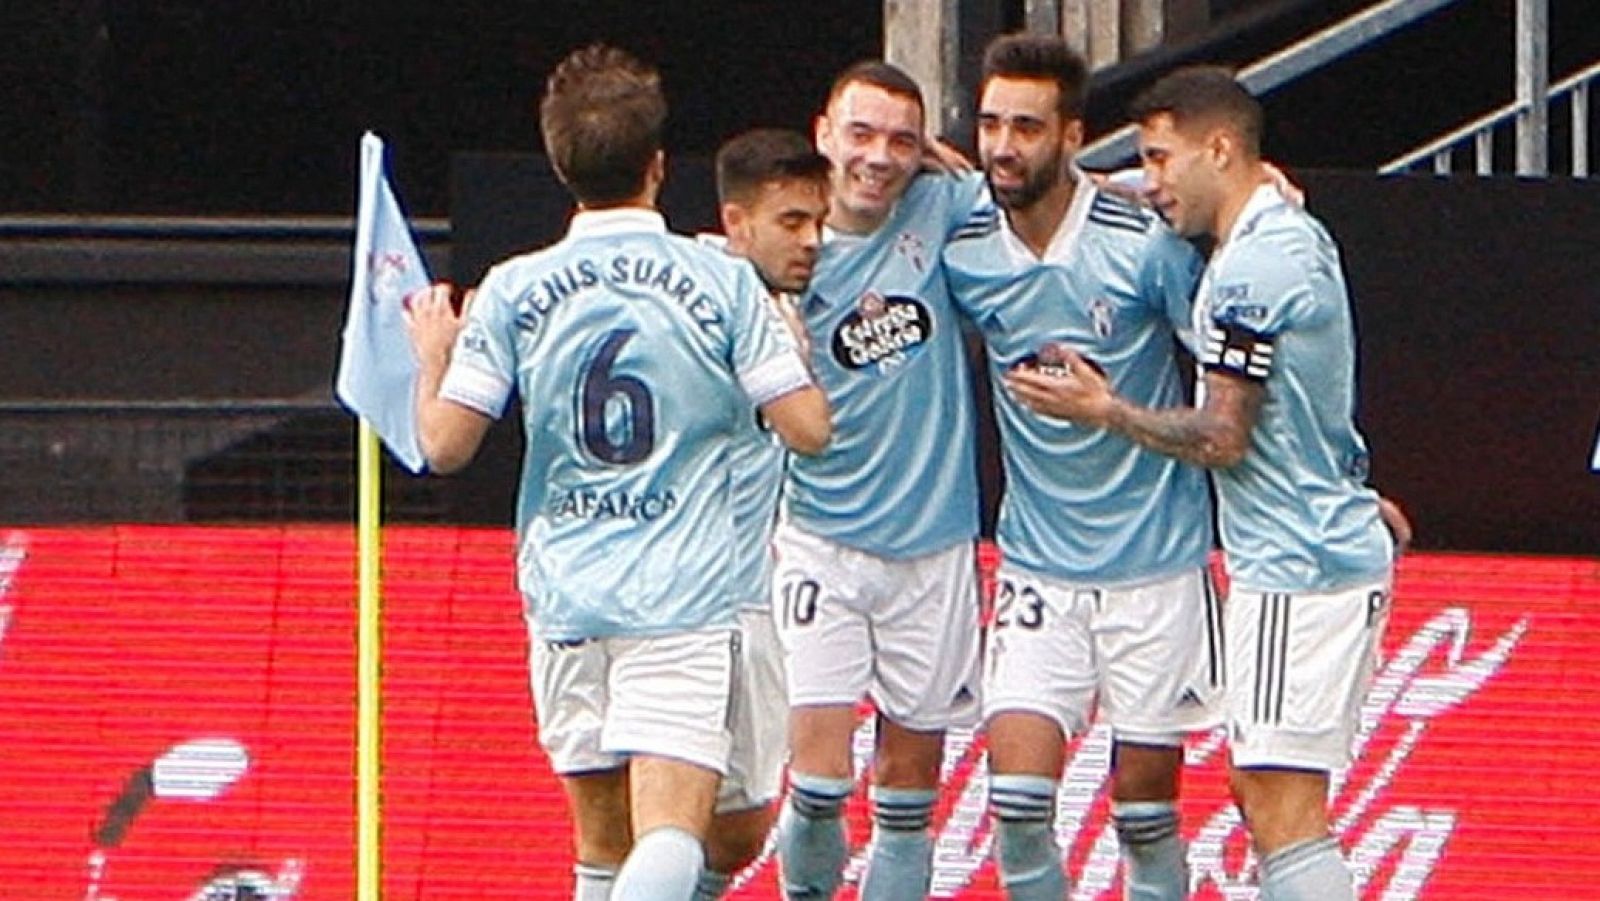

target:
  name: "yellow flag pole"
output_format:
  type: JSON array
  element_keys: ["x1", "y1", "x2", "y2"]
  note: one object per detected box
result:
[{"x1": 357, "y1": 419, "x2": 383, "y2": 900}]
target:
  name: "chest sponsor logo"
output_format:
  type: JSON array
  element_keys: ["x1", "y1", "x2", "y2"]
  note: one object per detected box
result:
[{"x1": 830, "y1": 292, "x2": 933, "y2": 375}]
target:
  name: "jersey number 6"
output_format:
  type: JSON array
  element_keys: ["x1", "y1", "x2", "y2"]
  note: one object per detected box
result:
[{"x1": 579, "y1": 329, "x2": 656, "y2": 465}]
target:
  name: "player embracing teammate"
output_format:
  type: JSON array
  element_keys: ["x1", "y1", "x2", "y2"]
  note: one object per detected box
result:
[{"x1": 414, "y1": 35, "x2": 1405, "y2": 901}]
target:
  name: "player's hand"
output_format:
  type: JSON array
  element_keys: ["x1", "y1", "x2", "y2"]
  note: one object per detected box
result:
[
  {"x1": 1377, "y1": 494, "x2": 1413, "y2": 556},
  {"x1": 1262, "y1": 161, "x2": 1305, "y2": 209},
  {"x1": 404, "y1": 282, "x2": 473, "y2": 369},
  {"x1": 1004, "y1": 349, "x2": 1115, "y2": 425},
  {"x1": 921, "y1": 136, "x2": 974, "y2": 175}
]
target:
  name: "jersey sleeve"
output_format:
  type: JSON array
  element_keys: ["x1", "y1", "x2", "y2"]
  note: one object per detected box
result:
[
  {"x1": 439, "y1": 267, "x2": 517, "y2": 418},
  {"x1": 1139, "y1": 229, "x2": 1204, "y2": 336},
  {"x1": 1200, "y1": 245, "x2": 1312, "y2": 383},
  {"x1": 725, "y1": 261, "x2": 813, "y2": 406},
  {"x1": 942, "y1": 171, "x2": 996, "y2": 237}
]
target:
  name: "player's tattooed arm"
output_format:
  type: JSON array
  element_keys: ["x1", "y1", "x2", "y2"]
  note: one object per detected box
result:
[{"x1": 1004, "y1": 350, "x2": 1262, "y2": 468}]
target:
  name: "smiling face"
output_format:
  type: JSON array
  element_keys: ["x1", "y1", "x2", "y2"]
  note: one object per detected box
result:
[
  {"x1": 724, "y1": 176, "x2": 830, "y2": 294},
  {"x1": 814, "y1": 80, "x2": 924, "y2": 233},
  {"x1": 1137, "y1": 111, "x2": 1222, "y2": 238},
  {"x1": 977, "y1": 75, "x2": 1083, "y2": 212}
]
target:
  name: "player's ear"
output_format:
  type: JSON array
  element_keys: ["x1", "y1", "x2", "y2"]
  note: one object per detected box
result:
[
  {"x1": 1061, "y1": 117, "x2": 1085, "y2": 156},
  {"x1": 720, "y1": 201, "x2": 747, "y2": 239},
  {"x1": 1207, "y1": 128, "x2": 1231, "y2": 172},
  {"x1": 813, "y1": 114, "x2": 832, "y2": 155}
]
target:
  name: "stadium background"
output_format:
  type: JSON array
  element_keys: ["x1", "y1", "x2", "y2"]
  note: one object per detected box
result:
[{"x1": 2, "y1": 0, "x2": 1599, "y2": 898}]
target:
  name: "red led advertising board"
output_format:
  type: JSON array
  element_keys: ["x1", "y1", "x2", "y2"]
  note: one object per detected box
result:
[{"x1": 0, "y1": 526, "x2": 1595, "y2": 898}]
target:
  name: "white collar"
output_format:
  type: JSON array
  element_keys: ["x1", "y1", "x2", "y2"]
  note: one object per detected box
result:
[
  {"x1": 568, "y1": 207, "x2": 667, "y2": 238},
  {"x1": 998, "y1": 165, "x2": 1095, "y2": 264},
  {"x1": 1220, "y1": 183, "x2": 1283, "y2": 247}
]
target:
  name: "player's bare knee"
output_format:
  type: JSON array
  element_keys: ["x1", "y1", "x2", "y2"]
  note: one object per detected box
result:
[
  {"x1": 789, "y1": 706, "x2": 857, "y2": 779},
  {"x1": 1110, "y1": 741, "x2": 1182, "y2": 802},
  {"x1": 986, "y1": 711, "x2": 1066, "y2": 777},
  {"x1": 1228, "y1": 768, "x2": 1329, "y2": 854},
  {"x1": 631, "y1": 756, "x2": 721, "y2": 840},
  {"x1": 707, "y1": 804, "x2": 776, "y2": 874},
  {"x1": 873, "y1": 717, "x2": 944, "y2": 788}
]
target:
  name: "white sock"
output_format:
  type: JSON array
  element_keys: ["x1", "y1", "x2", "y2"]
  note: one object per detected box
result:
[
  {"x1": 1259, "y1": 837, "x2": 1354, "y2": 901},
  {"x1": 612, "y1": 826, "x2": 705, "y2": 901},
  {"x1": 574, "y1": 862, "x2": 617, "y2": 901}
]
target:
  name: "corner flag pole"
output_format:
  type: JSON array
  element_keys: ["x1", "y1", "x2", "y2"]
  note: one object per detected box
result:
[
  {"x1": 336, "y1": 132, "x2": 433, "y2": 900},
  {"x1": 357, "y1": 420, "x2": 383, "y2": 901}
]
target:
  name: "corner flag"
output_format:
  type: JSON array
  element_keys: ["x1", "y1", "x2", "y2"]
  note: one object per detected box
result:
[{"x1": 335, "y1": 132, "x2": 431, "y2": 473}]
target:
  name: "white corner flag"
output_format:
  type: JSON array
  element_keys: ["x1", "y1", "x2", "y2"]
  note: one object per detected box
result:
[{"x1": 335, "y1": 132, "x2": 431, "y2": 473}]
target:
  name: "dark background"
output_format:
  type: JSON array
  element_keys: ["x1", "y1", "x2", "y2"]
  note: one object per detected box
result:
[
  {"x1": 5, "y1": 1, "x2": 1600, "y2": 215},
  {"x1": 1, "y1": 2, "x2": 1596, "y2": 555}
]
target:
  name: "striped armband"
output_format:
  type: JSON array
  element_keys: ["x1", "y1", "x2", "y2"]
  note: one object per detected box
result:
[{"x1": 1201, "y1": 322, "x2": 1275, "y2": 382}]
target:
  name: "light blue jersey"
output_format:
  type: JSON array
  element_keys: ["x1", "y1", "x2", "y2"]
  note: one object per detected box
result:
[
  {"x1": 1196, "y1": 185, "x2": 1393, "y2": 592},
  {"x1": 441, "y1": 209, "x2": 810, "y2": 640},
  {"x1": 785, "y1": 173, "x2": 988, "y2": 558},
  {"x1": 699, "y1": 233, "x2": 790, "y2": 612},
  {"x1": 945, "y1": 178, "x2": 1211, "y2": 583},
  {"x1": 726, "y1": 312, "x2": 789, "y2": 612}
]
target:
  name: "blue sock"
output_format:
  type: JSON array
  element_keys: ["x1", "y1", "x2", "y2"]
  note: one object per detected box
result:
[
  {"x1": 1111, "y1": 800, "x2": 1186, "y2": 901},
  {"x1": 859, "y1": 786, "x2": 936, "y2": 901},
  {"x1": 989, "y1": 773, "x2": 1066, "y2": 901},
  {"x1": 777, "y1": 772, "x2": 854, "y2": 900},
  {"x1": 1259, "y1": 837, "x2": 1354, "y2": 901},
  {"x1": 612, "y1": 826, "x2": 703, "y2": 901},
  {"x1": 574, "y1": 862, "x2": 617, "y2": 901},
  {"x1": 691, "y1": 867, "x2": 731, "y2": 900}
]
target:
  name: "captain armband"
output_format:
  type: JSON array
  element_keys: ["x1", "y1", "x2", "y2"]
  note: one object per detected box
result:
[{"x1": 1201, "y1": 322, "x2": 1275, "y2": 382}]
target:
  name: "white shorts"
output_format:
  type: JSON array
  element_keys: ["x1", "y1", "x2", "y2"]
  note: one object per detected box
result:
[
  {"x1": 983, "y1": 564, "x2": 1224, "y2": 745},
  {"x1": 528, "y1": 626, "x2": 738, "y2": 776},
  {"x1": 1225, "y1": 576, "x2": 1393, "y2": 772},
  {"x1": 718, "y1": 607, "x2": 789, "y2": 813},
  {"x1": 771, "y1": 523, "x2": 982, "y2": 732}
]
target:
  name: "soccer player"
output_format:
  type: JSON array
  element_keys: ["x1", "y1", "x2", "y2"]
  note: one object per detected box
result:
[
  {"x1": 404, "y1": 45, "x2": 831, "y2": 901},
  {"x1": 1008, "y1": 67, "x2": 1397, "y2": 900},
  {"x1": 943, "y1": 34, "x2": 1219, "y2": 900},
  {"x1": 689, "y1": 128, "x2": 831, "y2": 899},
  {"x1": 771, "y1": 62, "x2": 990, "y2": 900}
]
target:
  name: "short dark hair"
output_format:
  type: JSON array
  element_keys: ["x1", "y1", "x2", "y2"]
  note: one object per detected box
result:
[
  {"x1": 538, "y1": 44, "x2": 668, "y2": 205},
  {"x1": 981, "y1": 33, "x2": 1089, "y2": 120},
  {"x1": 1130, "y1": 66, "x2": 1263, "y2": 156},
  {"x1": 715, "y1": 128, "x2": 832, "y2": 205},
  {"x1": 824, "y1": 60, "x2": 924, "y2": 118}
]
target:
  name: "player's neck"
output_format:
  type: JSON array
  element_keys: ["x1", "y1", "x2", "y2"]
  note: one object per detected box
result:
[
  {"x1": 575, "y1": 178, "x2": 660, "y2": 215},
  {"x1": 1006, "y1": 175, "x2": 1076, "y2": 258},
  {"x1": 578, "y1": 197, "x2": 657, "y2": 214},
  {"x1": 1211, "y1": 161, "x2": 1267, "y2": 247},
  {"x1": 828, "y1": 203, "x2": 888, "y2": 236}
]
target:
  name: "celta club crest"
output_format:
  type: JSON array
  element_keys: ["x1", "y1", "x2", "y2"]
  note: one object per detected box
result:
[
  {"x1": 894, "y1": 232, "x2": 927, "y2": 272},
  {"x1": 368, "y1": 251, "x2": 410, "y2": 306},
  {"x1": 1089, "y1": 297, "x2": 1114, "y2": 340}
]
